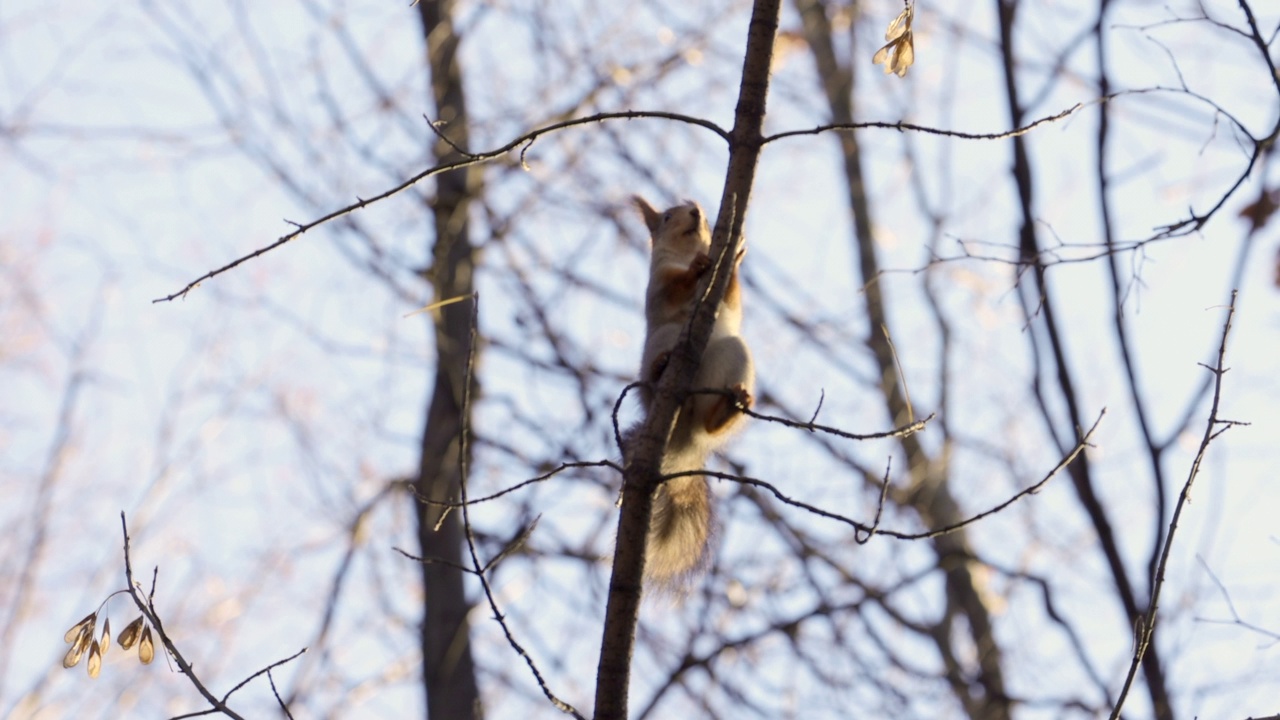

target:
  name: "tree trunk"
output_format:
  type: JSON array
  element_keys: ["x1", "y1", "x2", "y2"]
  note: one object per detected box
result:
[
  {"x1": 794, "y1": 1, "x2": 1012, "y2": 716},
  {"x1": 415, "y1": 1, "x2": 483, "y2": 718}
]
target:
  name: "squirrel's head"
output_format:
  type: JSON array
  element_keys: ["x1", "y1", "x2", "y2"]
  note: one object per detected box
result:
[{"x1": 632, "y1": 196, "x2": 711, "y2": 255}]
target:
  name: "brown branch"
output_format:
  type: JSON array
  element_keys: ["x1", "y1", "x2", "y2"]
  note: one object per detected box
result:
[
  {"x1": 761, "y1": 102, "x2": 1083, "y2": 145},
  {"x1": 121, "y1": 513, "x2": 244, "y2": 720},
  {"x1": 1237, "y1": 0, "x2": 1280, "y2": 100},
  {"x1": 738, "y1": 396, "x2": 933, "y2": 440},
  {"x1": 994, "y1": 0, "x2": 1173, "y2": 711},
  {"x1": 267, "y1": 666, "x2": 296, "y2": 720},
  {"x1": 451, "y1": 295, "x2": 584, "y2": 718},
  {"x1": 394, "y1": 517, "x2": 539, "y2": 576},
  {"x1": 120, "y1": 513, "x2": 306, "y2": 720},
  {"x1": 152, "y1": 111, "x2": 728, "y2": 303},
  {"x1": 1195, "y1": 556, "x2": 1280, "y2": 645},
  {"x1": 412, "y1": 460, "x2": 619, "y2": 511},
  {"x1": 697, "y1": 408, "x2": 1099, "y2": 541},
  {"x1": 901, "y1": 409, "x2": 1103, "y2": 540},
  {"x1": 1093, "y1": 0, "x2": 1171, "y2": 604},
  {"x1": 1152, "y1": 1, "x2": 1280, "y2": 239},
  {"x1": 172, "y1": 649, "x2": 308, "y2": 720},
  {"x1": 611, "y1": 381, "x2": 646, "y2": 458},
  {"x1": 1109, "y1": 292, "x2": 1240, "y2": 719},
  {"x1": 861, "y1": 458, "x2": 895, "y2": 544},
  {"x1": 593, "y1": 1, "x2": 781, "y2": 716}
]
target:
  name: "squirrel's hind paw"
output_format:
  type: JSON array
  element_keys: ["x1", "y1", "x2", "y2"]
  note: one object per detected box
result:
[{"x1": 703, "y1": 384, "x2": 753, "y2": 434}]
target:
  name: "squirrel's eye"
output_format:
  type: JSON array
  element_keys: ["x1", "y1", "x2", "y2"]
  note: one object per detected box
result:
[{"x1": 662, "y1": 211, "x2": 672, "y2": 223}]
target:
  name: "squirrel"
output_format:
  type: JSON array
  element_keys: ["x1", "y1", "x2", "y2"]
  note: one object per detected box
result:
[{"x1": 627, "y1": 196, "x2": 755, "y2": 585}]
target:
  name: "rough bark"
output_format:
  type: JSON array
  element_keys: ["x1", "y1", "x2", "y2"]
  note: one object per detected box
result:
[
  {"x1": 415, "y1": 1, "x2": 483, "y2": 718},
  {"x1": 592, "y1": 1, "x2": 782, "y2": 717}
]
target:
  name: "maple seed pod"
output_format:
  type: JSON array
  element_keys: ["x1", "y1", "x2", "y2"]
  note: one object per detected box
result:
[
  {"x1": 63, "y1": 623, "x2": 92, "y2": 668},
  {"x1": 87, "y1": 640, "x2": 102, "y2": 678},
  {"x1": 78, "y1": 625, "x2": 93, "y2": 653},
  {"x1": 101, "y1": 618, "x2": 112, "y2": 654},
  {"x1": 62, "y1": 638, "x2": 87, "y2": 669},
  {"x1": 64, "y1": 613, "x2": 96, "y2": 644},
  {"x1": 872, "y1": 4, "x2": 916, "y2": 77},
  {"x1": 118, "y1": 616, "x2": 144, "y2": 650},
  {"x1": 139, "y1": 626, "x2": 155, "y2": 665}
]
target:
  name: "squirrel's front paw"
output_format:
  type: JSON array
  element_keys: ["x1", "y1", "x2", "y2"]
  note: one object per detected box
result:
[
  {"x1": 730, "y1": 383, "x2": 753, "y2": 411},
  {"x1": 690, "y1": 252, "x2": 713, "y2": 276}
]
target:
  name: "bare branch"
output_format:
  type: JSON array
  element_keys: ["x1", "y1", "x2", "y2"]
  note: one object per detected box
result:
[
  {"x1": 120, "y1": 513, "x2": 306, "y2": 720},
  {"x1": 152, "y1": 111, "x2": 728, "y2": 303},
  {"x1": 739, "y1": 397, "x2": 934, "y2": 441},
  {"x1": 452, "y1": 295, "x2": 585, "y2": 718},
  {"x1": 594, "y1": 3, "x2": 782, "y2": 713},
  {"x1": 1195, "y1": 556, "x2": 1280, "y2": 645},
  {"x1": 709, "y1": 408, "x2": 1101, "y2": 541},
  {"x1": 1109, "y1": 292, "x2": 1240, "y2": 719},
  {"x1": 761, "y1": 102, "x2": 1084, "y2": 145},
  {"x1": 412, "y1": 460, "x2": 619, "y2": 510}
]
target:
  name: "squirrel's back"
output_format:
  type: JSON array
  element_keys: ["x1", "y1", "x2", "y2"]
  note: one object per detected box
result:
[{"x1": 627, "y1": 195, "x2": 754, "y2": 588}]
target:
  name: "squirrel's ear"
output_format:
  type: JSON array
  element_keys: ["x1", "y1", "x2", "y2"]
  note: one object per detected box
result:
[{"x1": 632, "y1": 195, "x2": 662, "y2": 237}]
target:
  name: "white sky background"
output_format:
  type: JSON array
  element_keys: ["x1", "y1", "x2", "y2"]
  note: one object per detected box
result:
[{"x1": 2, "y1": 0, "x2": 1279, "y2": 718}]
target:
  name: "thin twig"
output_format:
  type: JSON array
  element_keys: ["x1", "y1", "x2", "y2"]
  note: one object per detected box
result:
[
  {"x1": 393, "y1": 516, "x2": 539, "y2": 575},
  {"x1": 1195, "y1": 556, "x2": 1280, "y2": 645},
  {"x1": 216, "y1": 648, "x2": 307, "y2": 708},
  {"x1": 761, "y1": 102, "x2": 1083, "y2": 144},
  {"x1": 725, "y1": 390, "x2": 934, "y2": 440},
  {"x1": 855, "y1": 457, "x2": 894, "y2": 544},
  {"x1": 672, "y1": 410, "x2": 1098, "y2": 541},
  {"x1": 881, "y1": 323, "x2": 914, "y2": 424},
  {"x1": 391, "y1": 546, "x2": 476, "y2": 574},
  {"x1": 413, "y1": 460, "x2": 620, "y2": 510},
  {"x1": 904, "y1": 409, "x2": 1104, "y2": 539},
  {"x1": 153, "y1": 111, "x2": 727, "y2": 303},
  {"x1": 453, "y1": 295, "x2": 585, "y2": 718},
  {"x1": 121, "y1": 513, "x2": 246, "y2": 720},
  {"x1": 612, "y1": 381, "x2": 646, "y2": 457},
  {"x1": 268, "y1": 668, "x2": 296, "y2": 720},
  {"x1": 121, "y1": 514, "x2": 307, "y2": 720},
  {"x1": 1109, "y1": 292, "x2": 1239, "y2": 719}
]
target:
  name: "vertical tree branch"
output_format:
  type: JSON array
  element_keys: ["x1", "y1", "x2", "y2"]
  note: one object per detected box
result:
[
  {"x1": 995, "y1": 0, "x2": 1173, "y2": 715},
  {"x1": 1109, "y1": 294, "x2": 1239, "y2": 719},
  {"x1": 415, "y1": 1, "x2": 483, "y2": 718},
  {"x1": 1092, "y1": 0, "x2": 1170, "y2": 598},
  {"x1": 592, "y1": 1, "x2": 781, "y2": 717},
  {"x1": 794, "y1": 1, "x2": 1011, "y2": 716}
]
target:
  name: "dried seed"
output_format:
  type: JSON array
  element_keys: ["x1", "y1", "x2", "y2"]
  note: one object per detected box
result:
[
  {"x1": 118, "y1": 616, "x2": 144, "y2": 650},
  {"x1": 885, "y1": 5, "x2": 911, "y2": 41},
  {"x1": 62, "y1": 627, "x2": 91, "y2": 669},
  {"x1": 101, "y1": 618, "x2": 112, "y2": 654},
  {"x1": 76, "y1": 626, "x2": 93, "y2": 652},
  {"x1": 62, "y1": 643, "x2": 83, "y2": 669},
  {"x1": 139, "y1": 626, "x2": 154, "y2": 665},
  {"x1": 872, "y1": 3, "x2": 916, "y2": 77},
  {"x1": 87, "y1": 640, "x2": 102, "y2": 678},
  {"x1": 63, "y1": 613, "x2": 95, "y2": 644},
  {"x1": 67, "y1": 625, "x2": 95, "y2": 669}
]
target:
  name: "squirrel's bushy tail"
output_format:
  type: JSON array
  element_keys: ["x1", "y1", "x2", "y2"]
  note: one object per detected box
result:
[
  {"x1": 620, "y1": 423, "x2": 714, "y2": 585},
  {"x1": 646, "y1": 468, "x2": 712, "y2": 583}
]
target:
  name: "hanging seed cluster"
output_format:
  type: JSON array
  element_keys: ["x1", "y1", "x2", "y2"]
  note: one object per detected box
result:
[
  {"x1": 63, "y1": 612, "x2": 155, "y2": 678},
  {"x1": 872, "y1": 2, "x2": 916, "y2": 78}
]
